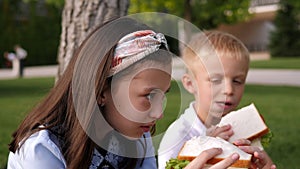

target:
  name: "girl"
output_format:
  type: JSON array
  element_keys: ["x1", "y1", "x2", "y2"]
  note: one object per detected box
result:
[{"x1": 8, "y1": 17, "x2": 240, "y2": 169}]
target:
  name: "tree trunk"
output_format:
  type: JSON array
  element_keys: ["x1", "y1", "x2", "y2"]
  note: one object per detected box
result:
[
  {"x1": 56, "y1": 0, "x2": 129, "y2": 80},
  {"x1": 178, "y1": 0, "x2": 192, "y2": 55},
  {"x1": 184, "y1": 0, "x2": 192, "y2": 22}
]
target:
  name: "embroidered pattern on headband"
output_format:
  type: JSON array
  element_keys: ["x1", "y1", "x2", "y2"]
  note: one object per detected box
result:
[{"x1": 108, "y1": 30, "x2": 168, "y2": 76}]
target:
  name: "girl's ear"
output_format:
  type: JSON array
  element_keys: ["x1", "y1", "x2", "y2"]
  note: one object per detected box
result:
[
  {"x1": 99, "y1": 82, "x2": 109, "y2": 107},
  {"x1": 181, "y1": 73, "x2": 197, "y2": 94}
]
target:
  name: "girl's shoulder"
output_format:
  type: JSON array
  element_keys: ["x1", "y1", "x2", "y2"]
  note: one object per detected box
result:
[{"x1": 7, "y1": 130, "x2": 66, "y2": 169}]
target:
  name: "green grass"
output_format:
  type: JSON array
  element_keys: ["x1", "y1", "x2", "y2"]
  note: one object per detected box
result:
[
  {"x1": 239, "y1": 85, "x2": 300, "y2": 169},
  {"x1": 0, "y1": 77, "x2": 55, "y2": 169},
  {"x1": 1, "y1": 78, "x2": 300, "y2": 169},
  {"x1": 250, "y1": 57, "x2": 300, "y2": 69}
]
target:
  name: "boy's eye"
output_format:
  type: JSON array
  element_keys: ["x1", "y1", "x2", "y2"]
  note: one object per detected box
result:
[
  {"x1": 233, "y1": 79, "x2": 244, "y2": 84},
  {"x1": 233, "y1": 80, "x2": 241, "y2": 84},
  {"x1": 210, "y1": 78, "x2": 222, "y2": 84}
]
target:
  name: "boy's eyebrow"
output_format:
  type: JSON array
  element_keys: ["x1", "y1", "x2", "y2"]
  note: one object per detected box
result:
[{"x1": 209, "y1": 72, "x2": 247, "y2": 77}]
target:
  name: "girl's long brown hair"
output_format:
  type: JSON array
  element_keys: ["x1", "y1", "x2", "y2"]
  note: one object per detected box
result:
[{"x1": 8, "y1": 17, "x2": 155, "y2": 169}]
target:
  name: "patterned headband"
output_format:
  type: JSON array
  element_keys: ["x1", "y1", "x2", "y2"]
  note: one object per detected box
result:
[{"x1": 108, "y1": 30, "x2": 169, "y2": 76}]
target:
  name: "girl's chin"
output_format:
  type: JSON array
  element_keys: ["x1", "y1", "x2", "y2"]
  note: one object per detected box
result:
[{"x1": 122, "y1": 132, "x2": 144, "y2": 140}]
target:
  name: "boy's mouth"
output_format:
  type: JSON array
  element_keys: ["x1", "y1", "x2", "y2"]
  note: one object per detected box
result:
[
  {"x1": 216, "y1": 100, "x2": 232, "y2": 104},
  {"x1": 224, "y1": 102, "x2": 233, "y2": 106},
  {"x1": 216, "y1": 101, "x2": 233, "y2": 110}
]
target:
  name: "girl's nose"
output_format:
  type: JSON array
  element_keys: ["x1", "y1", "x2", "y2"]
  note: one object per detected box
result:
[{"x1": 149, "y1": 96, "x2": 166, "y2": 120}]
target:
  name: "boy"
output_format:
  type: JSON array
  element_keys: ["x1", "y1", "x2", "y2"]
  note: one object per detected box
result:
[{"x1": 158, "y1": 31, "x2": 275, "y2": 169}]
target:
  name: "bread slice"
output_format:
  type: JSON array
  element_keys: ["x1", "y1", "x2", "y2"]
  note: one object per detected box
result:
[
  {"x1": 218, "y1": 103, "x2": 269, "y2": 143},
  {"x1": 177, "y1": 136, "x2": 252, "y2": 168}
]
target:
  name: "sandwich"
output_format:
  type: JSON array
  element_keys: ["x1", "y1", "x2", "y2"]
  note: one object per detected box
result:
[
  {"x1": 165, "y1": 104, "x2": 272, "y2": 169},
  {"x1": 177, "y1": 136, "x2": 252, "y2": 168},
  {"x1": 217, "y1": 103, "x2": 270, "y2": 148}
]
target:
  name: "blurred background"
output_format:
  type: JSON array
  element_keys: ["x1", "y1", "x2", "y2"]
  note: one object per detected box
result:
[
  {"x1": 1, "y1": 0, "x2": 300, "y2": 69},
  {"x1": 1, "y1": 0, "x2": 300, "y2": 168}
]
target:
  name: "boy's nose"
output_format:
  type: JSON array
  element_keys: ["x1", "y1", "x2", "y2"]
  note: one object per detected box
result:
[{"x1": 223, "y1": 81, "x2": 234, "y2": 95}]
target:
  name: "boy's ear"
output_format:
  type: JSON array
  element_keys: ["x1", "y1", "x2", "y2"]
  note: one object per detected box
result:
[{"x1": 181, "y1": 73, "x2": 197, "y2": 94}]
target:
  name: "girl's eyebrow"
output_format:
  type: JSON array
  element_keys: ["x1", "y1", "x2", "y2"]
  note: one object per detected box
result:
[{"x1": 143, "y1": 86, "x2": 171, "y2": 93}]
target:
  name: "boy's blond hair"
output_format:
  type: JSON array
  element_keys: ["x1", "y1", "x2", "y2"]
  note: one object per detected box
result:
[{"x1": 182, "y1": 31, "x2": 250, "y2": 73}]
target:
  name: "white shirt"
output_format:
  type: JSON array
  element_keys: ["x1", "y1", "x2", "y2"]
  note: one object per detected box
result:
[
  {"x1": 15, "y1": 47, "x2": 27, "y2": 59},
  {"x1": 7, "y1": 130, "x2": 157, "y2": 169},
  {"x1": 158, "y1": 102, "x2": 207, "y2": 169},
  {"x1": 7, "y1": 130, "x2": 66, "y2": 169},
  {"x1": 6, "y1": 53, "x2": 16, "y2": 61}
]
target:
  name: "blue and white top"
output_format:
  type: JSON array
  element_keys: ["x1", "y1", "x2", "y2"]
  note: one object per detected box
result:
[{"x1": 7, "y1": 130, "x2": 157, "y2": 169}]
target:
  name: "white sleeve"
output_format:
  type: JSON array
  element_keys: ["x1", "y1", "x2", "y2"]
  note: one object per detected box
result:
[
  {"x1": 158, "y1": 103, "x2": 201, "y2": 169},
  {"x1": 158, "y1": 122, "x2": 187, "y2": 169},
  {"x1": 7, "y1": 130, "x2": 66, "y2": 169}
]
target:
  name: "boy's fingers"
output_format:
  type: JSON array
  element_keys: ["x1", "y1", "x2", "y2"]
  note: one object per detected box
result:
[
  {"x1": 271, "y1": 164, "x2": 277, "y2": 169},
  {"x1": 217, "y1": 124, "x2": 231, "y2": 132},
  {"x1": 238, "y1": 145, "x2": 257, "y2": 154},
  {"x1": 217, "y1": 129, "x2": 234, "y2": 140},
  {"x1": 239, "y1": 146, "x2": 273, "y2": 168},
  {"x1": 206, "y1": 125, "x2": 232, "y2": 137},
  {"x1": 209, "y1": 153, "x2": 240, "y2": 169},
  {"x1": 251, "y1": 152, "x2": 266, "y2": 169},
  {"x1": 233, "y1": 139, "x2": 251, "y2": 146},
  {"x1": 253, "y1": 151, "x2": 277, "y2": 169}
]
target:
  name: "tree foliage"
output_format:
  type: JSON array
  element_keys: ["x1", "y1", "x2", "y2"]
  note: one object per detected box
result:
[
  {"x1": 0, "y1": 0, "x2": 63, "y2": 67},
  {"x1": 23, "y1": 0, "x2": 64, "y2": 8},
  {"x1": 129, "y1": 0, "x2": 251, "y2": 55},
  {"x1": 129, "y1": 0, "x2": 252, "y2": 29},
  {"x1": 269, "y1": 0, "x2": 300, "y2": 57}
]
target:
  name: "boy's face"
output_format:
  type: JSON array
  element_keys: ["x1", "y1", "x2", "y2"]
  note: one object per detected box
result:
[{"x1": 185, "y1": 55, "x2": 248, "y2": 125}]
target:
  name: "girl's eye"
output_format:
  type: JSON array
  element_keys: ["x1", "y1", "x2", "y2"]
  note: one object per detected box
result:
[
  {"x1": 146, "y1": 93, "x2": 155, "y2": 100},
  {"x1": 146, "y1": 89, "x2": 165, "y2": 101}
]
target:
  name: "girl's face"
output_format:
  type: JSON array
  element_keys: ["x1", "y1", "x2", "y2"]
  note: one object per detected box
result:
[{"x1": 102, "y1": 64, "x2": 171, "y2": 139}]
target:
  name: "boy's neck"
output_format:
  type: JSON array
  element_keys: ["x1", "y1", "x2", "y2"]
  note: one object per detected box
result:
[{"x1": 192, "y1": 102, "x2": 221, "y2": 128}]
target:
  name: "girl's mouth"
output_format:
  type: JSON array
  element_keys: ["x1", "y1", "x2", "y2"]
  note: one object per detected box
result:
[
  {"x1": 140, "y1": 123, "x2": 155, "y2": 132},
  {"x1": 141, "y1": 126, "x2": 151, "y2": 132}
]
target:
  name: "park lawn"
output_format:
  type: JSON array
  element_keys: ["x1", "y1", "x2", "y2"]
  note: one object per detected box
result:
[
  {"x1": 0, "y1": 77, "x2": 55, "y2": 169},
  {"x1": 239, "y1": 85, "x2": 300, "y2": 169},
  {"x1": 0, "y1": 78, "x2": 300, "y2": 169},
  {"x1": 250, "y1": 57, "x2": 300, "y2": 69}
]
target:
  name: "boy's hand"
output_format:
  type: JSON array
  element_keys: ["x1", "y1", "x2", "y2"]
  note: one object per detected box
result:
[
  {"x1": 206, "y1": 124, "x2": 233, "y2": 140},
  {"x1": 233, "y1": 139, "x2": 276, "y2": 169}
]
